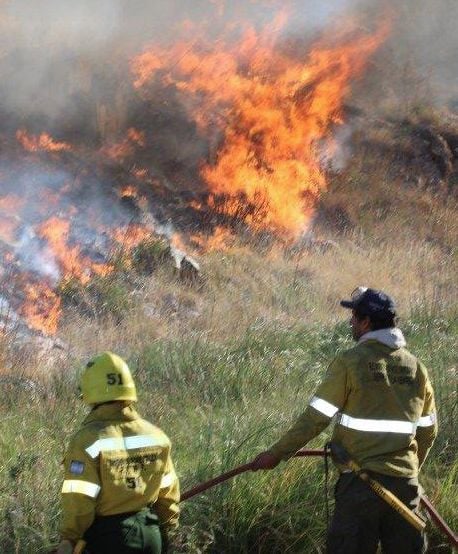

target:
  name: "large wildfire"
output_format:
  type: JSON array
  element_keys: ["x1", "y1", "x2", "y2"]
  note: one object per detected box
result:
[{"x1": 0, "y1": 2, "x2": 390, "y2": 336}]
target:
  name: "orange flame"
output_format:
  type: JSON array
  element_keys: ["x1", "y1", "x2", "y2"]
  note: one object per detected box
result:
[
  {"x1": 132, "y1": 16, "x2": 390, "y2": 237},
  {"x1": 190, "y1": 226, "x2": 235, "y2": 252},
  {"x1": 4, "y1": 7, "x2": 392, "y2": 336},
  {"x1": 132, "y1": 168, "x2": 148, "y2": 180},
  {"x1": 16, "y1": 129, "x2": 72, "y2": 152},
  {"x1": 112, "y1": 224, "x2": 152, "y2": 248},
  {"x1": 37, "y1": 216, "x2": 113, "y2": 284},
  {"x1": 119, "y1": 185, "x2": 138, "y2": 198},
  {"x1": 100, "y1": 128, "x2": 145, "y2": 161},
  {"x1": 38, "y1": 217, "x2": 88, "y2": 283},
  {"x1": 127, "y1": 127, "x2": 146, "y2": 147},
  {"x1": 132, "y1": 52, "x2": 163, "y2": 89},
  {"x1": 20, "y1": 282, "x2": 62, "y2": 335}
]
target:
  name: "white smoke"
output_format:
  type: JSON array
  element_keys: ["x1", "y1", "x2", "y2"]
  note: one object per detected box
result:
[
  {"x1": 3, "y1": 1, "x2": 123, "y2": 47},
  {"x1": 319, "y1": 123, "x2": 355, "y2": 172},
  {"x1": 0, "y1": 294, "x2": 20, "y2": 331},
  {"x1": 0, "y1": 0, "x2": 377, "y2": 125},
  {"x1": 16, "y1": 226, "x2": 60, "y2": 282}
]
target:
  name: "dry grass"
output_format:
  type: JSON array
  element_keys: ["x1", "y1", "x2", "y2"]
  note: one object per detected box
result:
[
  {"x1": 50, "y1": 225, "x2": 457, "y2": 373},
  {"x1": 1, "y1": 115, "x2": 456, "y2": 551}
]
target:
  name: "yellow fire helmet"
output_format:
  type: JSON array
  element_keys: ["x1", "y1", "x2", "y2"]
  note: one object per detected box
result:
[{"x1": 80, "y1": 352, "x2": 137, "y2": 405}]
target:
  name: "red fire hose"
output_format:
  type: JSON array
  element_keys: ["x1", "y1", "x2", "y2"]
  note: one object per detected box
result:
[
  {"x1": 181, "y1": 448, "x2": 458, "y2": 549},
  {"x1": 419, "y1": 495, "x2": 458, "y2": 549}
]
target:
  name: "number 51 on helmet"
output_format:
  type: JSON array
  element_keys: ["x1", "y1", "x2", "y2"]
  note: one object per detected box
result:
[{"x1": 80, "y1": 352, "x2": 137, "y2": 405}]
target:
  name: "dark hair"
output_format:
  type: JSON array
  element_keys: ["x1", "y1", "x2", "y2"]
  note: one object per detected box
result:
[{"x1": 354, "y1": 308, "x2": 397, "y2": 330}]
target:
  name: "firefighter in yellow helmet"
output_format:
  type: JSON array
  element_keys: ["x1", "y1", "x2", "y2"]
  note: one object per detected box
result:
[{"x1": 56, "y1": 352, "x2": 179, "y2": 554}]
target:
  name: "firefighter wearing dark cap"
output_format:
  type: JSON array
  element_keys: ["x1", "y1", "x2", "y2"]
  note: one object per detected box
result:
[
  {"x1": 252, "y1": 287, "x2": 437, "y2": 554},
  {"x1": 56, "y1": 352, "x2": 179, "y2": 554}
]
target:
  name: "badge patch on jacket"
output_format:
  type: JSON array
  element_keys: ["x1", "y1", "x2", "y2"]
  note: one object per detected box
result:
[{"x1": 70, "y1": 460, "x2": 85, "y2": 475}]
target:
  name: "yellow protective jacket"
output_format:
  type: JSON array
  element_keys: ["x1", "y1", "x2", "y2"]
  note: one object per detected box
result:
[
  {"x1": 268, "y1": 333, "x2": 438, "y2": 477},
  {"x1": 60, "y1": 403, "x2": 180, "y2": 542}
]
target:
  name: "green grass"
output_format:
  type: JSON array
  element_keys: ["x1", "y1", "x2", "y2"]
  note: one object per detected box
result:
[{"x1": 0, "y1": 308, "x2": 456, "y2": 553}]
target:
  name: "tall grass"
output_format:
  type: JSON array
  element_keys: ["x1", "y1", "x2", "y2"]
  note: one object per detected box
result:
[
  {"x1": 0, "y1": 170, "x2": 456, "y2": 552},
  {"x1": 0, "y1": 303, "x2": 456, "y2": 552}
]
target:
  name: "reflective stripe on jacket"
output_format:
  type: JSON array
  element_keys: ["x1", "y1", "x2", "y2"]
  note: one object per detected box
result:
[
  {"x1": 268, "y1": 339, "x2": 438, "y2": 477},
  {"x1": 60, "y1": 403, "x2": 180, "y2": 542}
]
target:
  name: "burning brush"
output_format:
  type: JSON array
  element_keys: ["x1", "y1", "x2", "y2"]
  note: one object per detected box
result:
[{"x1": 0, "y1": 2, "x2": 390, "y2": 336}]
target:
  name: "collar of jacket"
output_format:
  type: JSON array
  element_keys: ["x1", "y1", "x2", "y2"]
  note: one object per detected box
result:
[
  {"x1": 358, "y1": 327, "x2": 407, "y2": 349},
  {"x1": 83, "y1": 402, "x2": 140, "y2": 425}
]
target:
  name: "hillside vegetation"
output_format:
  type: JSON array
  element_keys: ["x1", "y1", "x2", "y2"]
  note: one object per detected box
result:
[{"x1": 0, "y1": 105, "x2": 457, "y2": 553}]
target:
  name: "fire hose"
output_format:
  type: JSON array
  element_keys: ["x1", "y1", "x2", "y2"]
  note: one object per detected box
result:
[
  {"x1": 68, "y1": 447, "x2": 457, "y2": 553},
  {"x1": 181, "y1": 447, "x2": 458, "y2": 549},
  {"x1": 328, "y1": 442, "x2": 425, "y2": 531}
]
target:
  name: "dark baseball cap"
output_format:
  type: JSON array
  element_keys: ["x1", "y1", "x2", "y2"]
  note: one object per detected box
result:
[{"x1": 340, "y1": 287, "x2": 397, "y2": 316}]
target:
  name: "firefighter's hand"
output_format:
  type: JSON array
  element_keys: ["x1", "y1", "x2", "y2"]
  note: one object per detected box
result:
[
  {"x1": 55, "y1": 539, "x2": 74, "y2": 554},
  {"x1": 251, "y1": 451, "x2": 281, "y2": 471}
]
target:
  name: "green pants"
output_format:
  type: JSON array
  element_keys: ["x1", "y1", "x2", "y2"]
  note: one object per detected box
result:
[
  {"x1": 83, "y1": 509, "x2": 163, "y2": 554},
  {"x1": 327, "y1": 473, "x2": 426, "y2": 554}
]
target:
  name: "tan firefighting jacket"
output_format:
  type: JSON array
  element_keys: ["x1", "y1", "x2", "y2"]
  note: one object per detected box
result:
[
  {"x1": 60, "y1": 403, "x2": 180, "y2": 542},
  {"x1": 268, "y1": 332, "x2": 438, "y2": 477}
]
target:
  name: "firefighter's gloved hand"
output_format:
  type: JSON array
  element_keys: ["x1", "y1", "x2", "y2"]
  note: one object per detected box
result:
[
  {"x1": 251, "y1": 451, "x2": 281, "y2": 471},
  {"x1": 55, "y1": 540, "x2": 74, "y2": 554}
]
